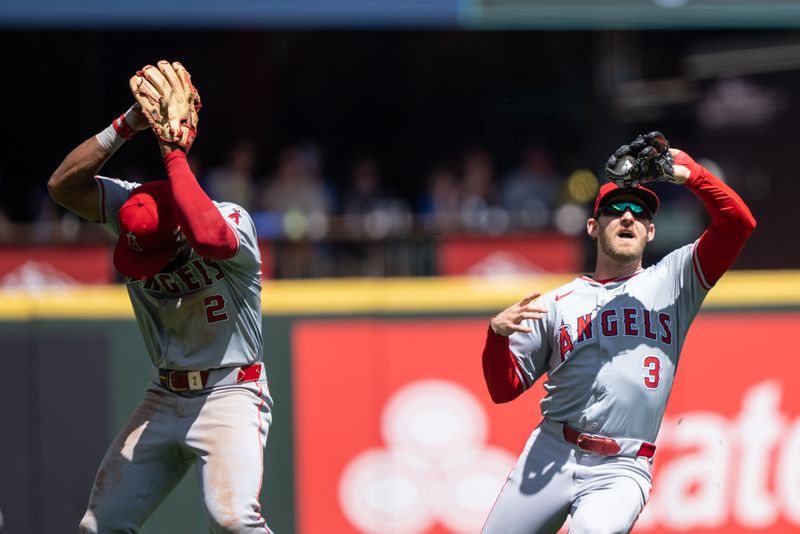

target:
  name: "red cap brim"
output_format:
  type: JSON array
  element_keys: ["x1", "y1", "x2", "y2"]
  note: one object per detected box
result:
[{"x1": 113, "y1": 239, "x2": 175, "y2": 280}]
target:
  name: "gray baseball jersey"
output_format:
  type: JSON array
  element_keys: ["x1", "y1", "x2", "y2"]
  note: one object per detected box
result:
[
  {"x1": 483, "y1": 243, "x2": 708, "y2": 534},
  {"x1": 81, "y1": 176, "x2": 273, "y2": 533},
  {"x1": 97, "y1": 176, "x2": 263, "y2": 370},
  {"x1": 509, "y1": 241, "x2": 708, "y2": 444}
]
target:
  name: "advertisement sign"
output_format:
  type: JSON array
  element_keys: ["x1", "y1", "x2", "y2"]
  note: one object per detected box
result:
[
  {"x1": 0, "y1": 243, "x2": 274, "y2": 285},
  {"x1": 439, "y1": 234, "x2": 582, "y2": 276},
  {"x1": 293, "y1": 312, "x2": 800, "y2": 533},
  {"x1": 0, "y1": 245, "x2": 113, "y2": 286}
]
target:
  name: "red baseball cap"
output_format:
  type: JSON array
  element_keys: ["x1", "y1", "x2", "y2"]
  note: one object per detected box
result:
[
  {"x1": 114, "y1": 181, "x2": 181, "y2": 280},
  {"x1": 593, "y1": 182, "x2": 660, "y2": 218}
]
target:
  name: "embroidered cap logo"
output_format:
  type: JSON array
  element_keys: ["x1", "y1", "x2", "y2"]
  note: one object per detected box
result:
[{"x1": 127, "y1": 231, "x2": 144, "y2": 252}]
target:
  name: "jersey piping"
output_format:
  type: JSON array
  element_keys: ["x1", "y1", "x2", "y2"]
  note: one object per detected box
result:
[{"x1": 691, "y1": 240, "x2": 712, "y2": 290}]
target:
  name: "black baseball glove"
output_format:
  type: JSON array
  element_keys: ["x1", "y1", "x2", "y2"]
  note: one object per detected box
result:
[{"x1": 605, "y1": 131, "x2": 675, "y2": 188}]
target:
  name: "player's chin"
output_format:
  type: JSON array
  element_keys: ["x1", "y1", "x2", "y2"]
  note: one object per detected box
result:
[
  {"x1": 600, "y1": 233, "x2": 645, "y2": 262},
  {"x1": 608, "y1": 242, "x2": 645, "y2": 263}
]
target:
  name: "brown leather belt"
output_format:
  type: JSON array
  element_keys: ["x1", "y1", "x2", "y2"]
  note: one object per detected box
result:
[
  {"x1": 562, "y1": 424, "x2": 656, "y2": 458},
  {"x1": 158, "y1": 363, "x2": 262, "y2": 392}
]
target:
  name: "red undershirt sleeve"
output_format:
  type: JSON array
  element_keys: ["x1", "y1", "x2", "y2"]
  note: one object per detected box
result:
[
  {"x1": 163, "y1": 150, "x2": 238, "y2": 260},
  {"x1": 677, "y1": 152, "x2": 757, "y2": 287},
  {"x1": 482, "y1": 326, "x2": 526, "y2": 403}
]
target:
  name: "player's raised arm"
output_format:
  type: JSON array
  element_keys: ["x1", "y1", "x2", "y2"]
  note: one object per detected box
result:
[
  {"x1": 131, "y1": 60, "x2": 238, "y2": 260},
  {"x1": 482, "y1": 293, "x2": 547, "y2": 403},
  {"x1": 48, "y1": 106, "x2": 148, "y2": 222},
  {"x1": 604, "y1": 133, "x2": 755, "y2": 286},
  {"x1": 671, "y1": 148, "x2": 756, "y2": 286},
  {"x1": 162, "y1": 148, "x2": 238, "y2": 259}
]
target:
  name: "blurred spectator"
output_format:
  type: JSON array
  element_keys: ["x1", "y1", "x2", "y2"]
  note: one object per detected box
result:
[
  {"x1": 338, "y1": 155, "x2": 412, "y2": 275},
  {"x1": 204, "y1": 139, "x2": 258, "y2": 211},
  {"x1": 342, "y1": 156, "x2": 383, "y2": 217},
  {"x1": 32, "y1": 191, "x2": 81, "y2": 243},
  {"x1": 341, "y1": 155, "x2": 410, "y2": 237},
  {"x1": 257, "y1": 143, "x2": 335, "y2": 277},
  {"x1": 259, "y1": 143, "x2": 333, "y2": 230},
  {"x1": 418, "y1": 163, "x2": 461, "y2": 232},
  {"x1": 457, "y1": 149, "x2": 507, "y2": 234},
  {"x1": 500, "y1": 143, "x2": 559, "y2": 230}
]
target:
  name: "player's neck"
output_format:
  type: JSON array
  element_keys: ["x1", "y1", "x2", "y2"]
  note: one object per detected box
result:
[{"x1": 592, "y1": 256, "x2": 643, "y2": 282}]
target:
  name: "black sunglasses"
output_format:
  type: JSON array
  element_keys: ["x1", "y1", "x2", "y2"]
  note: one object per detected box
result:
[{"x1": 599, "y1": 201, "x2": 652, "y2": 219}]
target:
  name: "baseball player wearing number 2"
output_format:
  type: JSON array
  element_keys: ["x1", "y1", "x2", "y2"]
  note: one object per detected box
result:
[
  {"x1": 481, "y1": 134, "x2": 756, "y2": 534},
  {"x1": 48, "y1": 61, "x2": 273, "y2": 533}
]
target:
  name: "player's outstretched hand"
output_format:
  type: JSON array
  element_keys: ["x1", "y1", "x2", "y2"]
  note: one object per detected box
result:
[
  {"x1": 490, "y1": 292, "x2": 548, "y2": 336},
  {"x1": 669, "y1": 148, "x2": 700, "y2": 185}
]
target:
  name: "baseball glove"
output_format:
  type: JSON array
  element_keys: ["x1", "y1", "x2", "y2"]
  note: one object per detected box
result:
[
  {"x1": 605, "y1": 131, "x2": 675, "y2": 188},
  {"x1": 129, "y1": 60, "x2": 201, "y2": 151}
]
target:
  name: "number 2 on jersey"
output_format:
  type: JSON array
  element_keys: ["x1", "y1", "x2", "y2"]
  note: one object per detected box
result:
[
  {"x1": 643, "y1": 355, "x2": 661, "y2": 389},
  {"x1": 204, "y1": 295, "x2": 229, "y2": 323}
]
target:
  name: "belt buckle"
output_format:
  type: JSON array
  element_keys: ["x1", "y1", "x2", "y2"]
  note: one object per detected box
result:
[
  {"x1": 168, "y1": 371, "x2": 188, "y2": 392},
  {"x1": 576, "y1": 433, "x2": 594, "y2": 452},
  {"x1": 187, "y1": 371, "x2": 203, "y2": 391}
]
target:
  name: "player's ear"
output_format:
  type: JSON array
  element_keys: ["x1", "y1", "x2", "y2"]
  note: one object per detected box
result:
[
  {"x1": 646, "y1": 222, "x2": 655, "y2": 242},
  {"x1": 587, "y1": 217, "x2": 599, "y2": 239}
]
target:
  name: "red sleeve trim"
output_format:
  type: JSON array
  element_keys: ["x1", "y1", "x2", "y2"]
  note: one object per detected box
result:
[
  {"x1": 163, "y1": 150, "x2": 238, "y2": 260},
  {"x1": 482, "y1": 326, "x2": 527, "y2": 403},
  {"x1": 224, "y1": 217, "x2": 242, "y2": 255},
  {"x1": 691, "y1": 241, "x2": 712, "y2": 291}
]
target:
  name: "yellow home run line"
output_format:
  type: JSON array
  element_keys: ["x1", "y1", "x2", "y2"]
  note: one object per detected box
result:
[{"x1": 0, "y1": 270, "x2": 798, "y2": 319}]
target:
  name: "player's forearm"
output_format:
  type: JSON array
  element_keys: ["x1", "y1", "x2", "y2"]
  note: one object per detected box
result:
[
  {"x1": 482, "y1": 327, "x2": 526, "y2": 403},
  {"x1": 47, "y1": 136, "x2": 109, "y2": 222},
  {"x1": 49, "y1": 108, "x2": 145, "y2": 222},
  {"x1": 686, "y1": 166, "x2": 756, "y2": 285},
  {"x1": 686, "y1": 167, "x2": 756, "y2": 238},
  {"x1": 162, "y1": 148, "x2": 237, "y2": 259}
]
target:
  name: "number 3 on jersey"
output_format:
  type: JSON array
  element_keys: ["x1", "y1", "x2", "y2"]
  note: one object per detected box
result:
[
  {"x1": 643, "y1": 355, "x2": 661, "y2": 389},
  {"x1": 204, "y1": 295, "x2": 229, "y2": 324}
]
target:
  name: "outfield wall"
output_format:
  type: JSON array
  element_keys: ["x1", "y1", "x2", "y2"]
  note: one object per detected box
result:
[{"x1": 0, "y1": 271, "x2": 798, "y2": 533}]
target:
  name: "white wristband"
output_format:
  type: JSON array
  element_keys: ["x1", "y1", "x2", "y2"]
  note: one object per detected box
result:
[
  {"x1": 122, "y1": 104, "x2": 149, "y2": 131},
  {"x1": 95, "y1": 123, "x2": 126, "y2": 154},
  {"x1": 95, "y1": 109, "x2": 140, "y2": 154}
]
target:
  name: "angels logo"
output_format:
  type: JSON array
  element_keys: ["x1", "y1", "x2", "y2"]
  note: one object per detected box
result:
[
  {"x1": 338, "y1": 380, "x2": 515, "y2": 534},
  {"x1": 126, "y1": 231, "x2": 143, "y2": 252},
  {"x1": 558, "y1": 321, "x2": 574, "y2": 361},
  {"x1": 228, "y1": 209, "x2": 241, "y2": 225}
]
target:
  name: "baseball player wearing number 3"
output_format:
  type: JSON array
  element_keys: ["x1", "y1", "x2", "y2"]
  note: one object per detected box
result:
[
  {"x1": 48, "y1": 61, "x2": 273, "y2": 533},
  {"x1": 481, "y1": 133, "x2": 756, "y2": 534}
]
